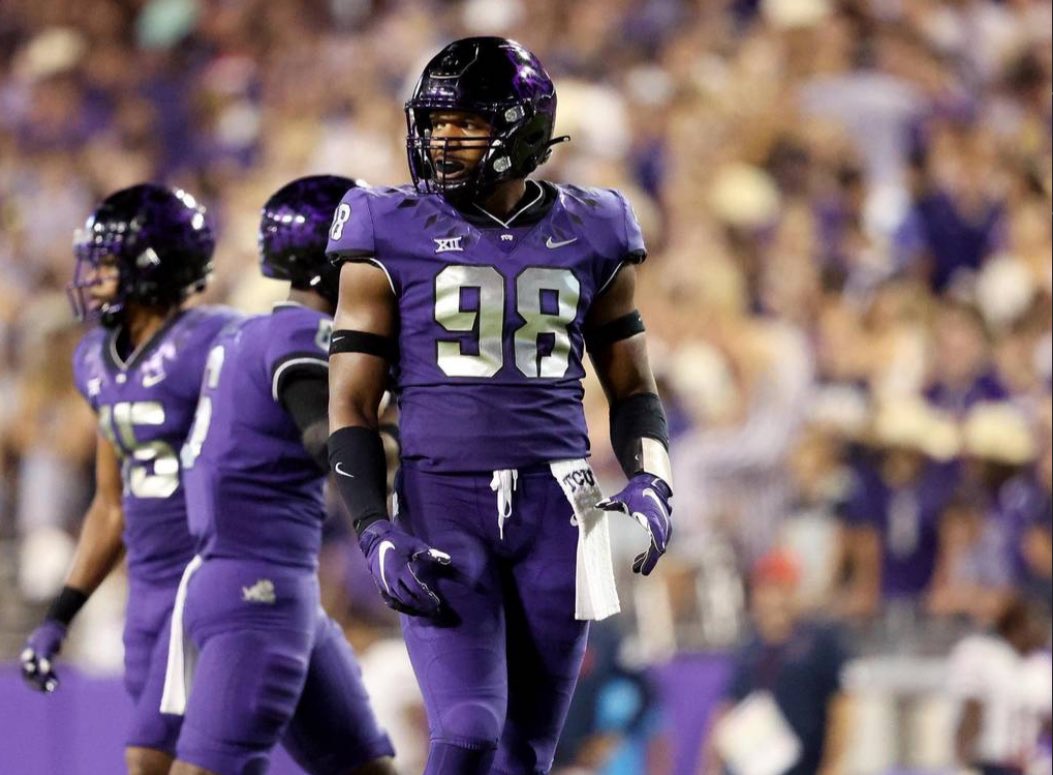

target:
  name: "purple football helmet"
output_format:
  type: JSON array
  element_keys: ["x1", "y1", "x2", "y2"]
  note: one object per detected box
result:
[
  {"x1": 405, "y1": 37, "x2": 565, "y2": 200},
  {"x1": 259, "y1": 175, "x2": 362, "y2": 304},
  {"x1": 68, "y1": 184, "x2": 214, "y2": 327}
]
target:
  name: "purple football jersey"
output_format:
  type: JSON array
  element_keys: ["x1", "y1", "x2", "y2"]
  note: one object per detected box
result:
[
  {"x1": 72, "y1": 306, "x2": 242, "y2": 583},
  {"x1": 327, "y1": 183, "x2": 646, "y2": 471},
  {"x1": 842, "y1": 460, "x2": 956, "y2": 599},
  {"x1": 183, "y1": 303, "x2": 332, "y2": 568}
]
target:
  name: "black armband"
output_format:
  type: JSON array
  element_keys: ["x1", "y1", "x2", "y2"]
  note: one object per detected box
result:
[
  {"x1": 328, "y1": 426, "x2": 389, "y2": 535},
  {"x1": 610, "y1": 392, "x2": 671, "y2": 480},
  {"x1": 46, "y1": 586, "x2": 89, "y2": 627},
  {"x1": 330, "y1": 329, "x2": 395, "y2": 360},
  {"x1": 584, "y1": 310, "x2": 645, "y2": 351}
]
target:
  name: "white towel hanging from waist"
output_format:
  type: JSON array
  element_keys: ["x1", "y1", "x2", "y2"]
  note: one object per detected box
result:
[
  {"x1": 159, "y1": 554, "x2": 203, "y2": 715},
  {"x1": 549, "y1": 459, "x2": 621, "y2": 621}
]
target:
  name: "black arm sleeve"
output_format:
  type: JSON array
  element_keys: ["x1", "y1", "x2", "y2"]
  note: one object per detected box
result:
[
  {"x1": 328, "y1": 426, "x2": 389, "y2": 535},
  {"x1": 277, "y1": 373, "x2": 330, "y2": 472},
  {"x1": 610, "y1": 392, "x2": 670, "y2": 478}
]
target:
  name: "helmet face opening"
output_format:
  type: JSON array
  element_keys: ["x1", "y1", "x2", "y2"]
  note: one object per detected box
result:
[
  {"x1": 67, "y1": 184, "x2": 215, "y2": 327},
  {"x1": 67, "y1": 242, "x2": 124, "y2": 326},
  {"x1": 405, "y1": 37, "x2": 560, "y2": 202},
  {"x1": 258, "y1": 175, "x2": 362, "y2": 305}
]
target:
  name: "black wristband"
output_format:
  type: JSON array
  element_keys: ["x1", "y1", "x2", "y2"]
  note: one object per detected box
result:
[
  {"x1": 610, "y1": 392, "x2": 669, "y2": 477},
  {"x1": 46, "y1": 586, "x2": 89, "y2": 627},
  {"x1": 328, "y1": 426, "x2": 389, "y2": 535}
]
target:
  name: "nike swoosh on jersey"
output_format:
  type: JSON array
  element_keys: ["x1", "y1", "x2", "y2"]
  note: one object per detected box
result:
[
  {"x1": 334, "y1": 462, "x2": 355, "y2": 478},
  {"x1": 378, "y1": 540, "x2": 395, "y2": 593},
  {"x1": 545, "y1": 236, "x2": 579, "y2": 249}
]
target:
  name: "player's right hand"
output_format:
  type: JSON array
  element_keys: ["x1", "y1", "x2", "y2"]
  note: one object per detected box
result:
[
  {"x1": 21, "y1": 620, "x2": 68, "y2": 693},
  {"x1": 359, "y1": 519, "x2": 452, "y2": 617},
  {"x1": 597, "y1": 473, "x2": 673, "y2": 576}
]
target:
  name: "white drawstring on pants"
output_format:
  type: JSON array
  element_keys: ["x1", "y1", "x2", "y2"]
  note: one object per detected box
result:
[{"x1": 490, "y1": 469, "x2": 518, "y2": 540}]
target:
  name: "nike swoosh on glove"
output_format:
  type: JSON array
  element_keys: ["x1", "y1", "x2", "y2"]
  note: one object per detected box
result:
[
  {"x1": 359, "y1": 519, "x2": 451, "y2": 617},
  {"x1": 21, "y1": 620, "x2": 67, "y2": 693},
  {"x1": 596, "y1": 474, "x2": 673, "y2": 575}
]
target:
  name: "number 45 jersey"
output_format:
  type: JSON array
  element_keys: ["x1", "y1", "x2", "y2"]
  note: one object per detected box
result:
[
  {"x1": 328, "y1": 181, "x2": 646, "y2": 472},
  {"x1": 72, "y1": 306, "x2": 243, "y2": 584}
]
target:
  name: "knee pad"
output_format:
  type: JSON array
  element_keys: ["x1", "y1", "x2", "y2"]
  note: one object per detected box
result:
[{"x1": 436, "y1": 698, "x2": 502, "y2": 740}]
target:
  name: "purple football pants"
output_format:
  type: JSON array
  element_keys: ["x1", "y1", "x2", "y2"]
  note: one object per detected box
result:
[
  {"x1": 175, "y1": 558, "x2": 393, "y2": 775},
  {"x1": 395, "y1": 461, "x2": 591, "y2": 775},
  {"x1": 123, "y1": 577, "x2": 183, "y2": 754}
]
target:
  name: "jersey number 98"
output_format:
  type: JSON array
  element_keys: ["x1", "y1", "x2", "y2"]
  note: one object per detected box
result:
[{"x1": 434, "y1": 265, "x2": 580, "y2": 379}]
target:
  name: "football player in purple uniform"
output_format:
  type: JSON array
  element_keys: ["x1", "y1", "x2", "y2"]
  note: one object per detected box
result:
[
  {"x1": 326, "y1": 37, "x2": 673, "y2": 775},
  {"x1": 20, "y1": 184, "x2": 241, "y2": 775},
  {"x1": 165, "y1": 176, "x2": 395, "y2": 775}
]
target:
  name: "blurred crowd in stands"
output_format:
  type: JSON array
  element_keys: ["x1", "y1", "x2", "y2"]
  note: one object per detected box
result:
[{"x1": 0, "y1": 0, "x2": 1050, "y2": 770}]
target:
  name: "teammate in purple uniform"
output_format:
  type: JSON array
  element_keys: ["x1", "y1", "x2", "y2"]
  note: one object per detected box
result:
[
  {"x1": 325, "y1": 37, "x2": 674, "y2": 775},
  {"x1": 165, "y1": 176, "x2": 395, "y2": 775},
  {"x1": 20, "y1": 184, "x2": 240, "y2": 775}
]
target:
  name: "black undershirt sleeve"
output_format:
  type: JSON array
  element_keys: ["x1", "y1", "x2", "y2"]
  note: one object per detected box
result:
[{"x1": 277, "y1": 373, "x2": 330, "y2": 472}]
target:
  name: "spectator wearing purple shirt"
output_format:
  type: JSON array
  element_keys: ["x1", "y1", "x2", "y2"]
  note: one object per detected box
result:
[
  {"x1": 896, "y1": 118, "x2": 1007, "y2": 293},
  {"x1": 837, "y1": 399, "x2": 960, "y2": 618},
  {"x1": 961, "y1": 402, "x2": 1049, "y2": 610},
  {"x1": 925, "y1": 300, "x2": 1009, "y2": 416}
]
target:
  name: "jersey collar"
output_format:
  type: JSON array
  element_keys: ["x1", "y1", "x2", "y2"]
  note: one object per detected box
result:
[
  {"x1": 454, "y1": 180, "x2": 557, "y2": 229},
  {"x1": 105, "y1": 309, "x2": 186, "y2": 374}
]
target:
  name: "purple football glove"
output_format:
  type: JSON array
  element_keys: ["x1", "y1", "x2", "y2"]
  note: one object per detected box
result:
[
  {"x1": 597, "y1": 474, "x2": 673, "y2": 575},
  {"x1": 359, "y1": 519, "x2": 452, "y2": 617},
  {"x1": 21, "y1": 620, "x2": 67, "y2": 693}
]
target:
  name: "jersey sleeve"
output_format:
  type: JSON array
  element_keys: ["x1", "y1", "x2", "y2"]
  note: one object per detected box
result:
[
  {"x1": 326, "y1": 185, "x2": 376, "y2": 261},
  {"x1": 266, "y1": 311, "x2": 332, "y2": 402},
  {"x1": 596, "y1": 190, "x2": 647, "y2": 295},
  {"x1": 620, "y1": 191, "x2": 647, "y2": 264},
  {"x1": 71, "y1": 331, "x2": 104, "y2": 411}
]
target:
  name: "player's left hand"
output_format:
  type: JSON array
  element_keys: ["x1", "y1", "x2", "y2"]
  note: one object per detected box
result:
[
  {"x1": 20, "y1": 620, "x2": 67, "y2": 693},
  {"x1": 597, "y1": 474, "x2": 672, "y2": 576},
  {"x1": 359, "y1": 519, "x2": 452, "y2": 617}
]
